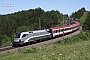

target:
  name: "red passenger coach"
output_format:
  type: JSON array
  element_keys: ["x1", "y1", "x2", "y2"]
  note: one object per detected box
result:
[
  {"x1": 70, "y1": 21, "x2": 80, "y2": 32},
  {"x1": 50, "y1": 21, "x2": 80, "y2": 38},
  {"x1": 51, "y1": 25, "x2": 72, "y2": 37},
  {"x1": 51, "y1": 26, "x2": 64, "y2": 37},
  {"x1": 63, "y1": 25, "x2": 72, "y2": 34}
]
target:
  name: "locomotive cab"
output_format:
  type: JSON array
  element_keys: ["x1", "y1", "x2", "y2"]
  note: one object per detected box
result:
[{"x1": 12, "y1": 32, "x2": 30, "y2": 46}]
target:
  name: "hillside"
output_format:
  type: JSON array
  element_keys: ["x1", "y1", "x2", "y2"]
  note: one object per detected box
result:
[
  {"x1": 80, "y1": 12, "x2": 88, "y2": 27},
  {"x1": 0, "y1": 7, "x2": 90, "y2": 60}
]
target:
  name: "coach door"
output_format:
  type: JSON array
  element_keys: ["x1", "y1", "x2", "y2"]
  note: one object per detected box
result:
[{"x1": 60, "y1": 28, "x2": 64, "y2": 35}]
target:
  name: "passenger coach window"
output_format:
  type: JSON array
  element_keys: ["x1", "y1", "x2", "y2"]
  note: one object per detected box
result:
[
  {"x1": 56, "y1": 30, "x2": 59, "y2": 33},
  {"x1": 53, "y1": 31, "x2": 56, "y2": 33},
  {"x1": 61, "y1": 29, "x2": 64, "y2": 32}
]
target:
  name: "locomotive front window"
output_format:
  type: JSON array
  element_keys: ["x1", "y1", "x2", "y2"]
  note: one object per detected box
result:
[{"x1": 15, "y1": 33, "x2": 20, "y2": 38}]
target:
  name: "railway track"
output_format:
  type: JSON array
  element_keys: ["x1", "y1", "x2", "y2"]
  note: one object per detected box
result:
[
  {"x1": 0, "y1": 45, "x2": 14, "y2": 52},
  {"x1": 0, "y1": 27, "x2": 82, "y2": 54}
]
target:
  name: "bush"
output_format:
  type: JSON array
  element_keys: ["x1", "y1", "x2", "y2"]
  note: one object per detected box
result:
[
  {"x1": 57, "y1": 31, "x2": 90, "y2": 45},
  {"x1": 21, "y1": 47, "x2": 36, "y2": 54},
  {"x1": 78, "y1": 32, "x2": 89, "y2": 41},
  {"x1": 0, "y1": 34, "x2": 11, "y2": 46}
]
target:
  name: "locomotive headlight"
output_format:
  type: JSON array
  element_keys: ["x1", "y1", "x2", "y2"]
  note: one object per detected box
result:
[
  {"x1": 19, "y1": 39, "x2": 24, "y2": 43},
  {"x1": 19, "y1": 39, "x2": 21, "y2": 42}
]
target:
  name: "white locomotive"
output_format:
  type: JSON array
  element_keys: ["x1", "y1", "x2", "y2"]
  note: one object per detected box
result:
[{"x1": 12, "y1": 29, "x2": 52, "y2": 46}]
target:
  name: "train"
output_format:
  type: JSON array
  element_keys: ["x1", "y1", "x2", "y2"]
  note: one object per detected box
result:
[{"x1": 12, "y1": 21, "x2": 80, "y2": 47}]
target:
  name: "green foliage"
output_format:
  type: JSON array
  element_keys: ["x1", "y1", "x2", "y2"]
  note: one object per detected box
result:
[
  {"x1": 57, "y1": 31, "x2": 90, "y2": 45},
  {"x1": 70, "y1": 7, "x2": 86, "y2": 18},
  {"x1": 83, "y1": 11, "x2": 90, "y2": 31},
  {"x1": 21, "y1": 47, "x2": 36, "y2": 53},
  {"x1": 80, "y1": 12, "x2": 88, "y2": 30},
  {"x1": 0, "y1": 34, "x2": 11, "y2": 46},
  {"x1": 16, "y1": 26, "x2": 30, "y2": 32},
  {"x1": 80, "y1": 12, "x2": 88, "y2": 24}
]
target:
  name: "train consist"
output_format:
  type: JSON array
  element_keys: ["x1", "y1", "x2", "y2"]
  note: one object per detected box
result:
[{"x1": 12, "y1": 21, "x2": 80, "y2": 47}]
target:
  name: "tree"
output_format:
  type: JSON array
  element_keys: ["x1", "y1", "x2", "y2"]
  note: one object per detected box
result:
[
  {"x1": 70, "y1": 7, "x2": 86, "y2": 19},
  {"x1": 16, "y1": 26, "x2": 30, "y2": 32},
  {"x1": 83, "y1": 11, "x2": 90, "y2": 31}
]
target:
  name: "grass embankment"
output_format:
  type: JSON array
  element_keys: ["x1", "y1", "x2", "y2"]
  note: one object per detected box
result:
[
  {"x1": 0, "y1": 31, "x2": 90, "y2": 60},
  {"x1": 80, "y1": 12, "x2": 88, "y2": 24}
]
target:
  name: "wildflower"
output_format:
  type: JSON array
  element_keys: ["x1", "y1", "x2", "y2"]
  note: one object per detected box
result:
[
  {"x1": 52, "y1": 53, "x2": 55, "y2": 56},
  {"x1": 51, "y1": 52, "x2": 55, "y2": 56},
  {"x1": 40, "y1": 47, "x2": 42, "y2": 49},
  {"x1": 74, "y1": 50, "x2": 76, "y2": 52},
  {"x1": 68, "y1": 57, "x2": 70, "y2": 59},
  {"x1": 43, "y1": 57, "x2": 46, "y2": 59},
  {"x1": 59, "y1": 54, "x2": 62, "y2": 56},
  {"x1": 42, "y1": 55, "x2": 46, "y2": 58},
  {"x1": 51, "y1": 53, "x2": 55, "y2": 55}
]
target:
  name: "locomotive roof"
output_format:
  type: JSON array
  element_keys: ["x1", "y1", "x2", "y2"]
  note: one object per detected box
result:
[
  {"x1": 32, "y1": 29, "x2": 48, "y2": 33},
  {"x1": 15, "y1": 29, "x2": 49, "y2": 36}
]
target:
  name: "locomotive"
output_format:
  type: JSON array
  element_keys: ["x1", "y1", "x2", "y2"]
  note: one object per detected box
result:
[{"x1": 12, "y1": 21, "x2": 80, "y2": 47}]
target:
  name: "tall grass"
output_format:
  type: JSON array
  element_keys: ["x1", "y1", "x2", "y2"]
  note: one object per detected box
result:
[{"x1": 57, "y1": 31, "x2": 90, "y2": 45}]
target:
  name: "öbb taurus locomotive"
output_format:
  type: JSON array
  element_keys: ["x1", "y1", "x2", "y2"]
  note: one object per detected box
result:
[{"x1": 12, "y1": 21, "x2": 80, "y2": 47}]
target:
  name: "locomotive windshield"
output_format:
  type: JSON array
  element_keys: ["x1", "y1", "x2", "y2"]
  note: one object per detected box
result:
[{"x1": 14, "y1": 33, "x2": 21, "y2": 38}]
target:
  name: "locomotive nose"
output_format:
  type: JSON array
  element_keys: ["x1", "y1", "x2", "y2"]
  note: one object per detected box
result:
[{"x1": 14, "y1": 38, "x2": 20, "y2": 42}]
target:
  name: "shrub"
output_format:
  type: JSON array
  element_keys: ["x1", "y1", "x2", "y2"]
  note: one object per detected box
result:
[
  {"x1": 0, "y1": 34, "x2": 11, "y2": 46},
  {"x1": 57, "y1": 31, "x2": 90, "y2": 45},
  {"x1": 22, "y1": 47, "x2": 36, "y2": 54}
]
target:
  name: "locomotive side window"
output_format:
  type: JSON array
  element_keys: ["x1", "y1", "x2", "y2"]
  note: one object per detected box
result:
[
  {"x1": 22, "y1": 34, "x2": 27, "y2": 38},
  {"x1": 47, "y1": 29, "x2": 52, "y2": 33}
]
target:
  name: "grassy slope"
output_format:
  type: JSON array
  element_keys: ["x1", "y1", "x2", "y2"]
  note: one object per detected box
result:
[
  {"x1": 80, "y1": 12, "x2": 88, "y2": 25},
  {"x1": 0, "y1": 39, "x2": 90, "y2": 60}
]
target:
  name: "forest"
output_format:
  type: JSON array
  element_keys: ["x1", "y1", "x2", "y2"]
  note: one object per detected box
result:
[{"x1": 0, "y1": 7, "x2": 90, "y2": 46}]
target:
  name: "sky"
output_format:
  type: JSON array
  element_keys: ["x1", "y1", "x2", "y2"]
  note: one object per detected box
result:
[{"x1": 0, "y1": 0, "x2": 90, "y2": 15}]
